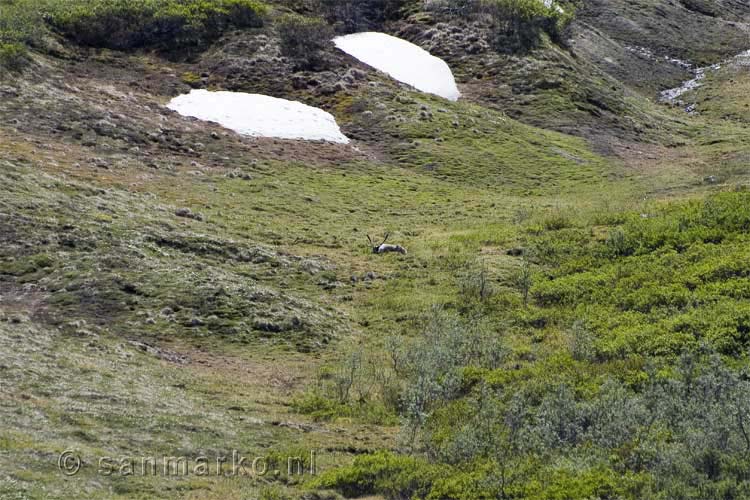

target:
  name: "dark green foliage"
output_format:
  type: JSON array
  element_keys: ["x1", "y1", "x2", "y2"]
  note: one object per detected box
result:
[
  {"x1": 276, "y1": 14, "x2": 333, "y2": 70},
  {"x1": 0, "y1": 42, "x2": 28, "y2": 70},
  {"x1": 0, "y1": 0, "x2": 42, "y2": 44},
  {"x1": 316, "y1": 0, "x2": 409, "y2": 33},
  {"x1": 0, "y1": 0, "x2": 44, "y2": 70},
  {"x1": 2, "y1": 0, "x2": 266, "y2": 54},
  {"x1": 483, "y1": 0, "x2": 571, "y2": 52},
  {"x1": 49, "y1": 0, "x2": 266, "y2": 50},
  {"x1": 430, "y1": 0, "x2": 574, "y2": 52}
]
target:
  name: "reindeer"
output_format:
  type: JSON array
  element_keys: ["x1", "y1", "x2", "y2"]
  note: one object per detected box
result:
[{"x1": 367, "y1": 233, "x2": 407, "y2": 255}]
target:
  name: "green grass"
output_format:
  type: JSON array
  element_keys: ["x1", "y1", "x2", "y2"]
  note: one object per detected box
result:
[
  {"x1": 680, "y1": 55, "x2": 750, "y2": 125},
  {"x1": 0, "y1": 78, "x2": 639, "y2": 496}
]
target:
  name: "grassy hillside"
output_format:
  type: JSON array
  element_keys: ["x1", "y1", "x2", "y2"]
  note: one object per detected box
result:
[{"x1": 2, "y1": 0, "x2": 750, "y2": 498}]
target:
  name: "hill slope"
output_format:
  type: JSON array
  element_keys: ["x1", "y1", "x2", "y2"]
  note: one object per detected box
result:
[{"x1": 2, "y1": 0, "x2": 750, "y2": 498}]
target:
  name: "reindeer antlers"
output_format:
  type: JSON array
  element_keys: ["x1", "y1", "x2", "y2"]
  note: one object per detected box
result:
[
  {"x1": 367, "y1": 233, "x2": 390, "y2": 246},
  {"x1": 366, "y1": 231, "x2": 406, "y2": 255}
]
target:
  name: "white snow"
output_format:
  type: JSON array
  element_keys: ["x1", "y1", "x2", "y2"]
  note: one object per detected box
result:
[
  {"x1": 542, "y1": 0, "x2": 565, "y2": 13},
  {"x1": 166, "y1": 89, "x2": 350, "y2": 144},
  {"x1": 333, "y1": 32, "x2": 461, "y2": 101},
  {"x1": 659, "y1": 50, "x2": 750, "y2": 112}
]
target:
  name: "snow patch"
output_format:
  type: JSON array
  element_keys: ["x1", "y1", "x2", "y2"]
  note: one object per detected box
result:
[
  {"x1": 333, "y1": 32, "x2": 461, "y2": 101},
  {"x1": 625, "y1": 45, "x2": 693, "y2": 70},
  {"x1": 542, "y1": 0, "x2": 565, "y2": 13},
  {"x1": 660, "y1": 49, "x2": 750, "y2": 113},
  {"x1": 659, "y1": 64, "x2": 718, "y2": 103},
  {"x1": 167, "y1": 90, "x2": 350, "y2": 144}
]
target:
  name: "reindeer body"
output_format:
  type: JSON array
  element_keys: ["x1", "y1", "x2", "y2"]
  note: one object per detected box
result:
[
  {"x1": 368, "y1": 233, "x2": 407, "y2": 255},
  {"x1": 375, "y1": 243, "x2": 407, "y2": 255}
]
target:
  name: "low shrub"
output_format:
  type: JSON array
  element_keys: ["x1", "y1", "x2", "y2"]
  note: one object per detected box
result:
[
  {"x1": 313, "y1": 451, "x2": 448, "y2": 499},
  {"x1": 0, "y1": 0, "x2": 46, "y2": 70},
  {"x1": 458, "y1": 263, "x2": 495, "y2": 304},
  {"x1": 0, "y1": 42, "x2": 28, "y2": 71},
  {"x1": 523, "y1": 192, "x2": 750, "y2": 358},
  {"x1": 310, "y1": 193, "x2": 750, "y2": 499}
]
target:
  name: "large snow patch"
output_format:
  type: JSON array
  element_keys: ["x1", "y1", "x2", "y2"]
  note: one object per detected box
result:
[
  {"x1": 333, "y1": 32, "x2": 460, "y2": 101},
  {"x1": 167, "y1": 90, "x2": 350, "y2": 144}
]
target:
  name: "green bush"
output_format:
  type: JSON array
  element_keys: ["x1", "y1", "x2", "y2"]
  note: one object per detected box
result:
[
  {"x1": 0, "y1": 42, "x2": 28, "y2": 71},
  {"x1": 524, "y1": 192, "x2": 750, "y2": 358},
  {"x1": 0, "y1": 0, "x2": 46, "y2": 70},
  {"x1": 458, "y1": 263, "x2": 495, "y2": 304},
  {"x1": 317, "y1": 0, "x2": 408, "y2": 33},
  {"x1": 277, "y1": 14, "x2": 333, "y2": 70},
  {"x1": 311, "y1": 192, "x2": 750, "y2": 499},
  {"x1": 483, "y1": 0, "x2": 572, "y2": 52},
  {"x1": 432, "y1": 0, "x2": 573, "y2": 52},
  {"x1": 46, "y1": 0, "x2": 266, "y2": 51}
]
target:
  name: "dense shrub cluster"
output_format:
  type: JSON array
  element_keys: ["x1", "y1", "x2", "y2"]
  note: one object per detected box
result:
[
  {"x1": 316, "y1": 0, "x2": 409, "y2": 33},
  {"x1": 277, "y1": 13, "x2": 333, "y2": 70},
  {"x1": 483, "y1": 0, "x2": 571, "y2": 52},
  {"x1": 48, "y1": 0, "x2": 266, "y2": 51},
  {"x1": 312, "y1": 192, "x2": 750, "y2": 499},
  {"x1": 320, "y1": 349, "x2": 750, "y2": 499},
  {"x1": 0, "y1": 0, "x2": 44, "y2": 70},
  {"x1": 0, "y1": 0, "x2": 267, "y2": 63},
  {"x1": 0, "y1": 41, "x2": 27, "y2": 70},
  {"x1": 531, "y1": 191, "x2": 750, "y2": 359},
  {"x1": 427, "y1": 0, "x2": 573, "y2": 52}
]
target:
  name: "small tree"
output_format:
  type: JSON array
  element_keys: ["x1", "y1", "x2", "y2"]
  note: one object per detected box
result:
[
  {"x1": 513, "y1": 257, "x2": 533, "y2": 307},
  {"x1": 459, "y1": 262, "x2": 494, "y2": 304},
  {"x1": 569, "y1": 319, "x2": 595, "y2": 361}
]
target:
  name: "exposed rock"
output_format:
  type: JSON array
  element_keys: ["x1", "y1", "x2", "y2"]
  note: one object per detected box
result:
[{"x1": 175, "y1": 207, "x2": 204, "y2": 221}]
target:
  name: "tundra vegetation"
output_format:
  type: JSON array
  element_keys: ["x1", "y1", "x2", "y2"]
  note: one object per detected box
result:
[
  {"x1": 311, "y1": 191, "x2": 750, "y2": 499},
  {"x1": 3, "y1": 0, "x2": 750, "y2": 499}
]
